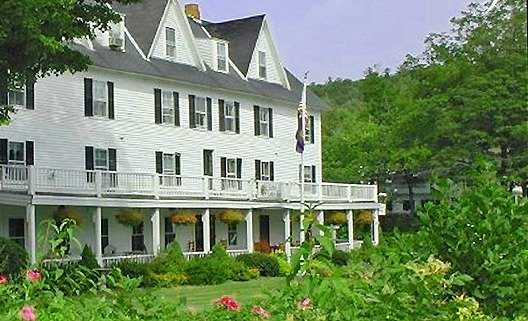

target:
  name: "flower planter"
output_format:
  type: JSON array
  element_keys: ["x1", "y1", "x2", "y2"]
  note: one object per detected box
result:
[
  {"x1": 115, "y1": 209, "x2": 143, "y2": 227},
  {"x1": 325, "y1": 211, "x2": 348, "y2": 225},
  {"x1": 54, "y1": 206, "x2": 83, "y2": 226},
  {"x1": 217, "y1": 209, "x2": 245, "y2": 224},
  {"x1": 171, "y1": 210, "x2": 198, "y2": 225}
]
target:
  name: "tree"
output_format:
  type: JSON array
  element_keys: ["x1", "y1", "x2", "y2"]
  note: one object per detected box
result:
[{"x1": 0, "y1": 0, "x2": 140, "y2": 124}]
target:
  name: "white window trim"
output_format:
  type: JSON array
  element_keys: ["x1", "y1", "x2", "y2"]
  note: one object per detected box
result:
[
  {"x1": 162, "y1": 153, "x2": 176, "y2": 175},
  {"x1": 92, "y1": 80, "x2": 108, "y2": 118},
  {"x1": 258, "y1": 51, "x2": 267, "y2": 79},
  {"x1": 165, "y1": 27, "x2": 177, "y2": 60},
  {"x1": 224, "y1": 101, "x2": 236, "y2": 132},
  {"x1": 161, "y1": 90, "x2": 175, "y2": 125},
  {"x1": 8, "y1": 141, "x2": 25, "y2": 165},
  {"x1": 226, "y1": 158, "x2": 237, "y2": 179},
  {"x1": 195, "y1": 96, "x2": 207, "y2": 129},
  {"x1": 216, "y1": 41, "x2": 229, "y2": 73},
  {"x1": 7, "y1": 85, "x2": 26, "y2": 108},
  {"x1": 259, "y1": 107, "x2": 270, "y2": 138},
  {"x1": 94, "y1": 148, "x2": 109, "y2": 171},
  {"x1": 261, "y1": 161, "x2": 271, "y2": 181}
]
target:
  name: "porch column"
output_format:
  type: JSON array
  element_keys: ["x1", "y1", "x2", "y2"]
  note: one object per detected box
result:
[
  {"x1": 347, "y1": 209, "x2": 354, "y2": 251},
  {"x1": 151, "y1": 209, "x2": 161, "y2": 256},
  {"x1": 93, "y1": 207, "x2": 103, "y2": 266},
  {"x1": 299, "y1": 212, "x2": 305, "y2": 243},
  {"x1": 372, "y1": 209, "x2": 380, "y2": 246},
  {"x1": 245, "y1": 209, "x2": 254, "y2": 253},
  {"x1": 25, "y1": 204, "x2": 36, "y2": 265},
  {"x1": 317, "y1": 210, "x2": 325, "y2": 236},
  {"x1": 283, "y1": 209, "x2": 291, "y2": 260},
  {"x1": 202, "y1": 209, "x2": 211, "y2": 253}
]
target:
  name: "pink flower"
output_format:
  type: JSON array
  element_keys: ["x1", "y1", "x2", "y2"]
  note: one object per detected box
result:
[
  {"x1": 251, "y1": 306, "x2": 271, "y2": 319},
  {"x1": 216, "y1": 296, "x2": 241, "y2": 311},
  {"x1": 19, "y1": 305, "x2": 37, "y2": 321},
  {"x1": 0, "y1": 275, "x2": 8, "y2": 285},
  {"x1": 298, "y1": 297, "x2": 312, "y2": 310},
  {"x1": 26, "y1": 270, "x2": 42, "y2": 282}
]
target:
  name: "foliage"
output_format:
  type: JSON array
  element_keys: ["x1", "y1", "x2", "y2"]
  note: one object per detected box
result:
[
  {"x1": 0, "y1": 0, "x2": 141, "y2": 124},
  {"x1": 115, "y1": 209, "x2": 144, "y2": 227},
  {"x1": 217, "y1": 209, "x2": 245, "y2": 224},
  {"x1": 270, "y1": 253, "x2": 292, "y2": 276},
  {"x1": 0, "y1": 237, "x2": 28, "y2": 278},
  {"x1": 325, "y1": 211, "x2": 347, "y2": 225},
  {"x1": 254, "y1": 241, "x2": 271, "y2": 254},
  {"x1": 39, "y1": 219, "x2": 81, "y2": 259},
  {"x1": 185, "y1": 257, "x2": 232, "y2": 286},
  {"x1": 236, "y1": 253, "x2": 280, "y2": 277},
  {"x1": 78, "y1": 245, "x2": 98, "y2": 270},
  {"x1": 53, "y1": 206, "x2": 83, "y2": 226},
  {"x1": 171, "y1": 210, "x2": 198, "y2": 225},
  {"x1": 330, "y1": 250, "x2": 350, "y2": 266}
]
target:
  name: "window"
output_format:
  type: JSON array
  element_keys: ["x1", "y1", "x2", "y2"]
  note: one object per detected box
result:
[
  {"x1": 163, "y1": 153, "x2": 176, "y2": 175},
  {"x1": 302, "y1": 165, "x2": 313, "y2": 183},
  {"x1": 8, "y1": 84, "x2": 25, "y2": 107},
  {"x1": 93, "y1": 80, "x2": 108, "y2": 117},
  {"x1": 225, "y1": 101, "x2": 235, "y2": 132},
  {"x1": 259, "y1": 108, "x2": 269, "y2": 137},
  {"x1": 164, "y1": 217, "x2": 175, "y2": 248},
  {"x1": 258, "y1": 51, "x2": 267, "y2": 79},
  {"x1": 101, "y1": 218, "x2": 109, "y2": 251},
  {"x1": 217, "y1": 42, "x2": 228, "y2": 72},
  {"x1": 195, "y1": 97, "x2": 207, "y2": 128},
  {"x1": 9, "y1": 218, "x2": 25, "y2": 248},
  {"x1": 228, "y1": 223, "x2": 238, "y2": 246},
  {"x1": 203, "y1": 150, "x2": 213, "y2": 176},
  {"x1": 261, "y1": 161, "x2": 271, "y2": 181},
  {"x1": 94, "y1": 148, "x2": 108, "y2": 171},
  {"x1": 8, "y1": 141, "x2": 24, "y2": 165},
  {"x1": 165, "y1": 27, "x2": 176, "y2": 59},
  {"x1": 226, "y1": 158, "x2": 237, "y2": 178},
  {"x1": 132, "y1": 223, "x2": 145, "y2": 252},
  {"x1": 403, "y1": 200, "x2": 413, "y2": 211},
  {"x1": 162, "y1": 91, "x2": 174, "y2": 124}
]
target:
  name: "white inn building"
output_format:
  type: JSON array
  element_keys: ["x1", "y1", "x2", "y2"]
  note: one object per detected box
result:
[{"x1": 0, "y1": 0, "x2": 384, "y2": 266}]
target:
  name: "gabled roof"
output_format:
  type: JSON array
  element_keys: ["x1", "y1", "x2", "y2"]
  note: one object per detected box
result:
[
  {"x1": 202, "y1": 15, "x2": 265, "y2": 75},
  {"x1": 112, "y1": 0, "x2": 167, "y2": 56}
]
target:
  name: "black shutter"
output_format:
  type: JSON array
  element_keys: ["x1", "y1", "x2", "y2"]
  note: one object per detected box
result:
[
  {"x1": 25, "y1": 80, "x2": 35, "y2": 110},
  {"x1": 206, "y1": 97, "x2": 212, "y2": 131},
  {"x1": 268, "y1": 108, "x2": 274, "y2": 138},
  {"x1": 84, "y1": 78, "x2": 93, "y2": 117},
  {"x1": 175, "y1": 153, "x2": 181, "y2": 175},
  {"x1": 107, "y1": 81, "x2": 114, "y2": 119},
  {"x1": 299, "y1": 164, "x2": 302, "y2": 182},
  {"x1": 310, "y1": 115, "x2": 315, "y2": 144},
  {"x1": 25, "y1": 141, "x2": 34, "y2": 166},
  {"x1": 173, "y1": 92, "x2": 180, "y2": 126},
  {"x1": 189, "y1": 95, "x2": 196, "y2": 128},
  {"x1": 108, "y1": 148, "x2": 117, "y2": 172},
  {"x1": 234, "y1": 102, "x2": 240, "y2": 134},
  {"x1": 203, "y1": 150, "x2": 213, "y2": 176},
  {"x1": 253, "y1": 106, "x2": 260, "y2": 136},
  {"x1": 255, "y1": 160, "x2": 261, "y2": 180},
  {"x1": 85, "y1": 146, "x2": 94, "y2": 170},
  {"x1": 270, "y1": 161, "x2": 275, "y2": 181},
  {"x1": 218, "y1": 99, "x2": 225, "y2": 132},
  {"x1": 220, "y1": 157, "x2": 227, "y2": 178},
  {"x1": 154, "y1": 89, "x2": 162, "y2": 124},
  {"x1": 236, "y1": 158, "x2": 242, "y2": 179},
  {"x1": 311, "y1": 166, "x2": 316, "y2": 183},
  {"x1": 0, "y1": 83, "x2": 7, "y2": 106},
  {"x1": 0, "y1": 139, "x2": 8, "y2": 164},
  {"x1": 155, "y1": 151, "x2": 163, "y2": 174}
]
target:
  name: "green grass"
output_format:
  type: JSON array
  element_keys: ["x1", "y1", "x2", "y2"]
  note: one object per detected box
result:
[{"x1": 153, "y1": 278, "x2": 285, "y2": 311}]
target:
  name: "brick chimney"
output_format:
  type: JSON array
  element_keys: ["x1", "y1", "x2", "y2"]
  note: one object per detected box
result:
[{"x1": 185, "y1": 4, "x2": 201, "y2": 20}]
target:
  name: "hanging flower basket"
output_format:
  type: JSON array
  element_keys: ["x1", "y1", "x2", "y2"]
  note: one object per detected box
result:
[
  {"x1": 115, "y1": 209, "x2": 143, "y2": 227},
  {"x1": 54, "y1": 206, "x2": 83, "y2": 226},
  {"x1": 171, "y1": 210, "x2": 198, "y2": 225},
  {"x1": 217, "y1": 209, "x2": 245, "y2": 224},
  {"x1": 325, "y1": 211, "x2": 347, "y2": 225},
  {"x1": 356, "y1": 210, "x2": 373, "y2": 226}
]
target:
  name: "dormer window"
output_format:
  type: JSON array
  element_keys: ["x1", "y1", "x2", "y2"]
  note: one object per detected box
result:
[
  {"x1": 109, "y1": 18, "x2": 125, "y2": 51},
  {"x1": 7, "y1": 84, "x2": 25, "y2": 107},
  {"x1": 258, "y1": 51, "x2": 267, "y2": 79},
  {"x1": 216, "y1": 42, "x2": 228, "y2": 72},
  {"x1": 165, "y1": 27, "x2": 176, "y2": 59}
]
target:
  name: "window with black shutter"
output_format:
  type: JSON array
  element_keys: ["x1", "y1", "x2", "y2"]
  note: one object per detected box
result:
[
  {"x1": 189, "y1": 94, "x2": 196, "y2": 128},
  {"x1": 84, "y1": 78, "x2": 114, "y2": 119},
  {"x1": 0, "y1": 139, "x2": 8, "y2": 164},
  {"x1": 25, "y1": 80, "x2": 35, "y2": 110},
  {"x1": 154, "y1": 89, "x2": 162, "y2": 124},
  {"x1": 234, "y1": 102, "x2": 240, "y2": 134},
  {"x1": 25, "y1": 141, "x2": 34, "y2": 166},
  {"x1": 203, "y1": 150, "x2": 213, "y2": 176},
  {"x1": 219, "y1": 99, "x2": 225, "y2": 132},
  {"x1": 206, "y1": 97, "x2": 212, "y2": 131},
  {"x1": 107, "y1": 82, "x2": 114, "y2": 119}
]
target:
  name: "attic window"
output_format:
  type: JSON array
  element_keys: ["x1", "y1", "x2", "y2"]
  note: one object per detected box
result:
[
  {"x1": 217, "y1": 42, "x2": 228, "y2": 72},
  {"x1": 258, "y1": 51, "x2": 267, "y2": 79},
  {"x1": 166, "y1": 27, "x2": 176, "y2": 59},
  {"x1": 109, "y1": 17, "x2": 125, "y2": 51}
]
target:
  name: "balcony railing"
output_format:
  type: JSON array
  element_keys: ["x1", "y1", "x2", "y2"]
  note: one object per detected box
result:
[{"x1": 0, "y1": 165, "x2": 378, "y2": 203}]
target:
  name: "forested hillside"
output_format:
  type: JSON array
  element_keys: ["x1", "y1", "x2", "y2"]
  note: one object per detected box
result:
[{"x1": 312, "y1": 0, "x2": 528, "y2": 204}]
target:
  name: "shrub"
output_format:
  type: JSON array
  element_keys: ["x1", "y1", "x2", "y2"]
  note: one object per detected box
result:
[
  {"x1": 236, "y1": 253, "x2": 280, "y2": 277},
  {"x1": 0, "y1": 237, "x2": 28, "y2": 278},
  {"x1": 254, "y1": 241, "x2": 271, "y2": 254},
  {"x1": 114, "y1": 260, "x2": 149, "y2": 279},
  {"x1": 79, "y1": 245, "x2": 99, "y2": 269},
  {"x1": 149, "y1": 242, "x2": 186, "y2": 274},
  {"x1": 270, "y1": 253, "x2": 291, "y2": 276},
  {"x1": 185, "y1": 256, "x2": 231, "y2": 285},
  {"x1": 331, "y1": 250, "x2": 350, "y2": 266}
]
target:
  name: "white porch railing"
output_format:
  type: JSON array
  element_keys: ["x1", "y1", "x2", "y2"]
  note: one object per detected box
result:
[
  {"x1": 102, "y1": 254, "x2": 155, "y2": 267},
  {"x1": 226, "y1": 249, "x2": 249, "y2": 257},
  {"x1": 0, "y1": 165, "x2": 378, "y2": 203},
  {"x1": 183, "y1": 251, "x2": 208, "y2": 260}
]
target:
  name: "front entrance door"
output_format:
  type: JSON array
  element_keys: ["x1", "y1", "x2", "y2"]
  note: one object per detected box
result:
[
  {"x1": 195, "y1": 215, "x2": 204, "y2": 252},
  {"x1": 259, "y1": 215, "x2": 270, "y2": 244}
]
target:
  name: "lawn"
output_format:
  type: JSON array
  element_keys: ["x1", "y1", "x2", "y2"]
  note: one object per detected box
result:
[{"x1": 153, "y1": 277, "x2": 285, "y2": 311}]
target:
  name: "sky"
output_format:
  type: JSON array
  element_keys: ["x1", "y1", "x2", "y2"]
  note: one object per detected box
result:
[{"x1": 185, "y1": 0, "x2": 478, "y2": 83}]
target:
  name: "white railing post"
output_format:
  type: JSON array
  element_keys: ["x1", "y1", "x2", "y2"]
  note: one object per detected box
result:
[
  {"x1": 203, "y1": 177, "x2": 210, "y2": 199},
  {"x1": 152, "y1": 174, "x2": 159, "y2": 199},
  {"x1": 347, "y1": 209, "x2": 354, "y2": 251},
  {"x1": 28, "y1": 166, "x2": 36, "y2": 195},
  {"x1": 95, "y1": 171, "x2": 102, "y2": 197},
  {"x1": 372, "y1": 209, "x2": 380, "y2": 246},
  {"x1": 373, "y1": 184, "x2": 379, "y2": 202},
  {"x1": 347, "y1": 185, "x2": 353, "y2": 202},
  {"x1": 318, "y1": 182, "x2": 323, "y2": 202}
]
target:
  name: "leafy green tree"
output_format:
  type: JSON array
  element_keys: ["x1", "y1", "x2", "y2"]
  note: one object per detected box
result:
[{"x1": 0, "y1": 0, "x2": 139, "y2": 124}]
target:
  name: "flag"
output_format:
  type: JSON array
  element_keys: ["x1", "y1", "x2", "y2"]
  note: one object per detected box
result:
[{"x1": 296, "y1": 76, "x2": 308, "y2": 153}]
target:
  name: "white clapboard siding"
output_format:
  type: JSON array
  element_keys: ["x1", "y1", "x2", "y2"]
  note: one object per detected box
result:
[
  {"x1": 0, "y1": 67, "x2": 322, "y2": 183},
  {"x1": 247, "y1": 21, "x2": 285, "y2": 87},
  {"x1": 195, "y1": 38, "x2": 214, "y2": 69}
]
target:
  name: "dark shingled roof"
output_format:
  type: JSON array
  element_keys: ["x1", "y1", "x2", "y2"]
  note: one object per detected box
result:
[{"x1": 201, "y1": 15, "x2": 265, "y2": 76}]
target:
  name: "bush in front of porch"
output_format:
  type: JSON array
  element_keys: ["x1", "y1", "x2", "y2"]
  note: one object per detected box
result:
[{"x1": 0, "y1": 237, "x2": 28, "y2": 279}]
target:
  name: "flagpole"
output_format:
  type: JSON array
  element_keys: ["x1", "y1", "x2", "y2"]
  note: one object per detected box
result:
[{"x1": 299, "y1": 73, "x2": 308, "y2": 243}]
